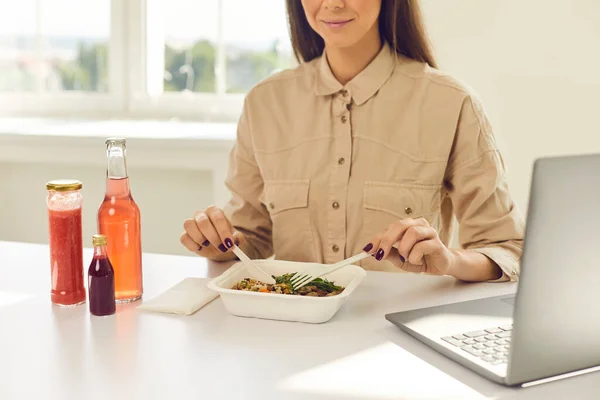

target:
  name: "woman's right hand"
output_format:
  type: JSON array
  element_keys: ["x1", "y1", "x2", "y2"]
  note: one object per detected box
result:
[{"x1": 180, "y1": 206, "x2": 244, "y2": 260}]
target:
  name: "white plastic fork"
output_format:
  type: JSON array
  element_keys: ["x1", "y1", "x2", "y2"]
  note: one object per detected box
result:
[
  {"x1": 290, "y1": 251, "x2": 370, "y2": 291},
  {"x1": 231, "y1": 245, "x2": 276, "y2": 284}
]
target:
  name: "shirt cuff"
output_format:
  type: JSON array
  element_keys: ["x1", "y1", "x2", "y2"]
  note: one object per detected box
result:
[{"x1": 470, "y1": 247, "x2": 520, "y2": 282}]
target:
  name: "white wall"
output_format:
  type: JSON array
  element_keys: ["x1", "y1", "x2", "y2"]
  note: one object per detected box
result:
[
  {"x1": 2, "y1": 0, "x2": 600, "y2": 255},
  {"x1": 422, "y1": 0, "x2": 600, "y2": 213}
]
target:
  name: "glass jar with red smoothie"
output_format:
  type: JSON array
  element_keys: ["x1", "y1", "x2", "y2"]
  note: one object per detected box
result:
[{"x1": 46, "y1": 179, "x2": 86, "y2": 306}]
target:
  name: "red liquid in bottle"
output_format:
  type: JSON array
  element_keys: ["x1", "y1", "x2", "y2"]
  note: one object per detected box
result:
[
  {"x1": 88, "y1": 241, "x2": 116, "y2": 316},
  {"x1": 48, "y1": 208, "x2": 86, "y2": 306},
  {"x1": 98, "y1": 177, "x2": 143, "y2": 302}
]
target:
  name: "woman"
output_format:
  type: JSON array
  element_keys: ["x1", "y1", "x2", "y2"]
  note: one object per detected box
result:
[{"x1": 180, "y1": 0, "x2": 524, "y2": 282}]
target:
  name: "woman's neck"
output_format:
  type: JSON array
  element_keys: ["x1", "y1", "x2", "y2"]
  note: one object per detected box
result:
[{"x1": 325, "y1": 28, "x2": 382, "y2": 85}]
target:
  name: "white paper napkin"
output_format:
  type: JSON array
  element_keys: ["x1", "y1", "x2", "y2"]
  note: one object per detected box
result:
[{"x1": 137, "y1": 277, "x2": 219, "y2": 316}]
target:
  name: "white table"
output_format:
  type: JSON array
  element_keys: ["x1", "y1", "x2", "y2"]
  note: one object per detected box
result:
[{"x1": 0, "y1": 241, "x2": 597, "y2": 399}]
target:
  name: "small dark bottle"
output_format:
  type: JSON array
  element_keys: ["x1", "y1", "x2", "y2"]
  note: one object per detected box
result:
[{"x1": 88, "y1": 234, "x2": 116, "y2": 316}]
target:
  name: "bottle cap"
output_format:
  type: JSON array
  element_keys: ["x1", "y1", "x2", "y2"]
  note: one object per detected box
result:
[
  {"x1": 105, "y1": 137, "x2": 126, "y2": 147},
  {"x1": 46, "y1": 179, "x2": 83, "y2": 192},
  {"x1": 92, "y1": 234, "x2": 108, "y2": 247}
]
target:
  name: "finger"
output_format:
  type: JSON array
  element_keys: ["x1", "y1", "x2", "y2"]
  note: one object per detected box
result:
[
  {"x1": 227, "y1": 219, "x2": 241, "y2": 247},
  {"x1": 400, "y1": 260, "x2": 428, "y2": 274},
  {"x1": 231, "y1": 230, "x2": 243, "y2": 247},
  {"x1": 205, "y1": 207, "x2": 235, "y2": 251},
  {"x1": 183, "y1": 218, "x2": 207, "y2": 247},
  {"x1": 225, "y1": 215, "x2": 235, "y2": 231},
  {"x1": 362, "y1": 228, "x2": 387, "y2": 257},
  {"x1": 180, "y1": 232, "x2": 221, "y2": 258},
  {"x1": 381, "y1": 248, "x2": 425, "y2": 273},
  {"x1": 180, "y1": 232, "x2": 202, "y2": 253},
  {"x1": 397, "y1": 226, "x2": 437, "y2": 261},
  {"x1": 383, "y1": 248, "x2": 405, "y2": 266},
  {"x1": 375, "y1": 218, "x2": 431, "y2": 262},
  {"x1": 194, "y1": 210, "x2": 227, "y2": 253},
  {"x1": 407, "y1": 239, "x2": 440, "y2": 266}
]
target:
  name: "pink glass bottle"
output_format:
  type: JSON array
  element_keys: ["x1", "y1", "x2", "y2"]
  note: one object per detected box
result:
[{"x1": 97, "y1": 138, "x2": 143, "y2": 302}]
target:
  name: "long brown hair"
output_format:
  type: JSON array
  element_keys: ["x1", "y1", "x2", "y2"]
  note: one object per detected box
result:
[{"x1": 286, "y1": 0, "x2": 437, "y2": 69}]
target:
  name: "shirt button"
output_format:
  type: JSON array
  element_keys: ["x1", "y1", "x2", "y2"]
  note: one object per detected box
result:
[
  {"x1": 341, "y1": 115, "x2": 348, "y2": 123},
  {"x1": 341, "y1": 89, "x2": 348, "y2": 97},
  {"x1": 269, "y1": 202, "x2": 275, "y2": 210},
  {"x1": 338, "y1": 157, "x2": 345, "y2": 165},
  {"x1": 332, "y1": 245, "x2": 339, "y2": 253},
  {"x1": 404, "y1": 207, "x2": 413, "y2": 215},
  {"x1": 332, "y1": 201, "x2": 340, "y2": 209}
]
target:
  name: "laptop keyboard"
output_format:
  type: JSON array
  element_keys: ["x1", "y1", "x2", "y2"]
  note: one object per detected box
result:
[{"x1": 441, "y1": 324, "x2": 512, "y2": 366}]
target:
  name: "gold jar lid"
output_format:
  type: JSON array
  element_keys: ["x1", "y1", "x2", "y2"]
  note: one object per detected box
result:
[
  {"x1": 46, "y1": 179, "x2": 83, "y2": 192},
  {"x1": 92, "y1": 234, "x2": 108, "y2": 247}
]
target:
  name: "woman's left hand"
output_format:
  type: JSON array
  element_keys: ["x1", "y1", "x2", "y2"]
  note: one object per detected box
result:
[{"x1": 363, "y1": 218, "x2": 455, "y2": 275}]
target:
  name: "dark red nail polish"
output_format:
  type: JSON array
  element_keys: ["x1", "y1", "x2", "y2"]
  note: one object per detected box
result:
[
  {"x1": 202, "y1": 240, "x2": 210, "y2": 246},
  {"x1": 234, "y1": 237, "x2": 240, "y2": 246},
  {"x1": 399, "y1": 255, "x2": 405, "y2": 263},
  {"x1": 376, "y1": 249, "x2": 385, "y2": 261},
  {"x1": 218, "y1": 244, "x2": 227, "y2": 253},
  {"x1": 225, "y1": 238, "x2": 233, "y2": 248},
  {"x1": 197, "y1": 245, "x2": 202, "y2": 252},
  {"x1": 363, "y1": 243, "x2": 373, "y2": 252}
]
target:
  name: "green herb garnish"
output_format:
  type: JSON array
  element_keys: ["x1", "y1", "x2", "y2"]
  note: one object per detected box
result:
[{"x1": 271, "y1": 273, "x2": 342, "y2": 293}]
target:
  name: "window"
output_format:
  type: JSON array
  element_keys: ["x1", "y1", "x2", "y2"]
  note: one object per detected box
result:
[
  {"x1": 0, "y1": 0, "x2": 110, "y2": 93},
  {"x1": 0, "y1": 0, "x2": 294, "y2": 121},
  {"x1": 162, "y1": 0, "x2": 293, "y2": 95}
]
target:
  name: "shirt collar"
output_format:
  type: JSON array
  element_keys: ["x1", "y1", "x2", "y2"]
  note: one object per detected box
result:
[{"x1": 314, "y1": 42, "x2": 396, "y2": 105}]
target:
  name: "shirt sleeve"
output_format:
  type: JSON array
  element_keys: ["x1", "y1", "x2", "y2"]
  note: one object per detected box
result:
[
  {"x1": 444, "y1": 94, "x2": 525, "y2": 282},
  {"x1": 222, "y1": 99, "x2": 274, "y2": 260}
]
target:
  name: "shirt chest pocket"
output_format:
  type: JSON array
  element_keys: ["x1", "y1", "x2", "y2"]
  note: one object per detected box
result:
[
  {"x1": 263, "y1": 180, "x2": 310, "y2": 215},
  {"x1": 362, "y1": 181, "x2": 441, "y2": 235},
  {"x1": 261, "y1": 180, "x2": 317, "y2": 262}
]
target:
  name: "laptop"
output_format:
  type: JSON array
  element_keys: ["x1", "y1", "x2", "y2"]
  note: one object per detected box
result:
[{"x1": 385, "y1": 153, "x2": 600, "y2": 386}]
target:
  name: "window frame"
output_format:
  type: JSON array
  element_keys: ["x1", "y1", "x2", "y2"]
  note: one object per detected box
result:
[{"x1": 0, "y1": 0, "x2": 252, "y2": 122}]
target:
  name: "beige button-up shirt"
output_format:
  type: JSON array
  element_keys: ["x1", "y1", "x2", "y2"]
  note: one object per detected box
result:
[{"x1": 223, "y1": 43, "x2": 524, "y2": 281}]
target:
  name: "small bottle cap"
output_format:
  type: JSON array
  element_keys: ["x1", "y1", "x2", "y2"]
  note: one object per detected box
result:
[
  {"x1": 46, "y1": 179, "x2": 83, "y2": 192},
  {"x1": 92, "y1": 234, "x2": 108, "y2": 247},
  {"x1": 105, "y1": 137, "x2": 126, "y2": 147}
]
